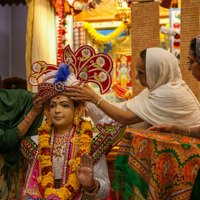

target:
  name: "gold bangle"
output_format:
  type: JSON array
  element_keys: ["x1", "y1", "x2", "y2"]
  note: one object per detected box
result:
[
  {"x1": 24, "y1": 115, "x2": 33, "y2": 124},
  {"x1": 26, "y1": 115, "x2": 34, "y2": 122},
  {"x1": 96, "y1": 98, "x2": 103, "y2": 108},
  {"x1": 24, "y1": 116, "x2": 29, "y2": 124}
]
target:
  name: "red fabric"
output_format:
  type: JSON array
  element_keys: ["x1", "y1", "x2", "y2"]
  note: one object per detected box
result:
[{"x1": 101, "y1": 189, "x2": 116, "y2": 200}]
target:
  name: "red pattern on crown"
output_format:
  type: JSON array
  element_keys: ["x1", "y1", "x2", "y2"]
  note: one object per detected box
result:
[
  {"x1": 29, "y1": 45, "x2": 113, "y2": 94},
  {"x1": 63, "y1": 45, "x2": 113, "y2": 94}
]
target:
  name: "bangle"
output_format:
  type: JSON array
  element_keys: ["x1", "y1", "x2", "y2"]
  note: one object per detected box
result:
[
  {"x1": 96, "y1": 98, "x2": 103, "y2": 108},
  {"x1": 24, "y1": 116, "x2": 29, "y2": 124},
  {"x1": 188, "y1": 128, "x2": 190, "y2": 136},
  {"x1": 24, "y1": 115, "x2": 33, "y2": 124},
  {"x1": 84, "y1": 179, "x2": 100, "y2": 196},
  {"x1": 84, "y1": 179, "x2": 96, "y2": 190},
  {"x1": 26, "y1": 115, "x2": 34, "y2": 122}
]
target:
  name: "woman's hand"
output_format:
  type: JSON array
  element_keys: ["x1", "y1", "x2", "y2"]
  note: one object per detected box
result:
[
  {"x1": 17, "y1": 93, "x2": 45, "y2": 137},
  {"x1": 30, "y1": 93, "x2": 45, "y2": 116},
  {"x1": 75, "y1": 152, "x2": 94, "y2": 187},
  {"x1": 67, "y1": 84, "x2": 101, "y2": 104},
  {"x1": 148, "y1": 124, "x2": 192, "y2": 137},
  {"x1": 148, "y1": 124, "x2": 175, "y2": 133},
  {"x1": 24, "y1": 93, "x2": 45, "y2": 124}
]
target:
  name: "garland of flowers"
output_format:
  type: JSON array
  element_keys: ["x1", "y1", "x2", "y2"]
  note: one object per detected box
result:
[
  {"x1": 38, "y1": 120, "x2": 93, "y2": 200},
  {"x1": 160, "y1": 25, "x2": 180, "y2": 56},
  {"x1": 160, "y1": 25, "x2": 180, "y2": 36},
  {"x1": 83, "y1": 21, "x2": 130, "y2": 44}
]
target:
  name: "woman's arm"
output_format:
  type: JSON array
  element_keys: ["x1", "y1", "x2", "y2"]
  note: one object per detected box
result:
[
  {"x1": 18, "y1": 93, "x2": 44, "y2": 137},
  {"x1": 0, "y1": 93, "x2": 44, "y2": 152},
  {"x1": 67, "y1": 84, "x2": 143, "y2": 126}
]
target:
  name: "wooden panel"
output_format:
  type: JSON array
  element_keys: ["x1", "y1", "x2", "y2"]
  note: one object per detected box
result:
[
  {"x1": 131, "y1": 2, "x2": 160, "y2": 97},
  {"x1": 180, "y1": 0, "x2": 200, "y2": 99}
]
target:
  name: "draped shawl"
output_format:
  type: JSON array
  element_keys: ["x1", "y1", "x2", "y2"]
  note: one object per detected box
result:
[{"x1": 0, "y1": 89, "x2": 44, "y2": 191}]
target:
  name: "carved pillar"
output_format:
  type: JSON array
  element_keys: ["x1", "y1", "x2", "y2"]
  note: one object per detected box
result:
[
  {"x1": 180, "y1": 0, "x2": 200, "y2": 99},
  {"x1": 131, "y1": 1, "x2": 160, "y2": 96}
]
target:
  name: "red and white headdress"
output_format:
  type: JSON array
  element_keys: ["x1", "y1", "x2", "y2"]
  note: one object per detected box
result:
[{"x1": 29, "y1": 45, "x2": 113, "y2": 102}]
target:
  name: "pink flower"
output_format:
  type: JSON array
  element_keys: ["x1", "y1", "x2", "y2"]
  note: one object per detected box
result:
[{"x1": 46, "y1": 194, "x2": 61, "y2": 200}]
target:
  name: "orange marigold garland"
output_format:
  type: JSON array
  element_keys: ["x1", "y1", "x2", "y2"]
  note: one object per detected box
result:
[{"x1": 37, "y1": 120, "x2": 93, "y2": 200}]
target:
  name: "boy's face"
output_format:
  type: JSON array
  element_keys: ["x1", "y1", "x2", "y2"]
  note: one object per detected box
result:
[{"x1": 49, "y1": 94, "x2": 75, "y2": 129}]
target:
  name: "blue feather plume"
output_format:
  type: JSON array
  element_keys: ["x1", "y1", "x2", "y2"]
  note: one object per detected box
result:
[{"x1": 54, "y1": 63, "x2": 71, "y2": 83}]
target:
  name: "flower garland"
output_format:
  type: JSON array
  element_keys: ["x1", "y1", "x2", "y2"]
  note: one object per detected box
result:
[
  {"x1": 83, "y1": 21, "x2": 130, "y2": 44},
  {"x1": 160, "y1": 25, "x2": 180, "y2": 56},
  {"x1": 38, "y1": 120, "x2": 93, "y2": 200},
  {"x1": 160, "y1": 25, "x2": 180, "y2": 36}
]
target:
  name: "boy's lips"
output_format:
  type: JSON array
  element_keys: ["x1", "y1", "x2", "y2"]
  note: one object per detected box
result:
[{"x1": 54, "y1": 116, "x2": 63, "y2": 119}]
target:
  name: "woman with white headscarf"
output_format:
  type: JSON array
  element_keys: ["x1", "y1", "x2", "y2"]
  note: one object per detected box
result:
[{"x1": 67, "y1": 47, "x2": 200, "y2": 129}]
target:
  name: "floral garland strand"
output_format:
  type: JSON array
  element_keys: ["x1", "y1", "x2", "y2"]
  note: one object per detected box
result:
[
  {"x1": 83, "y1": 21, "x2": 130, "y2": 44},
  {"x1": 160, "y1": 25, "x2": 180, "y2": 36},
  {"x1": 38, "y1": 121, "x2": 93, "y2": 200}
]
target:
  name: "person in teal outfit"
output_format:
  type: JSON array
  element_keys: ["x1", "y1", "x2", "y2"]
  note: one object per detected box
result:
[
  {"x1": 0, "y1": 89, "x2": 44, "y2": 200},
  {"x1": 149, "y1": 36, "x2": 200, "y2": 200}
]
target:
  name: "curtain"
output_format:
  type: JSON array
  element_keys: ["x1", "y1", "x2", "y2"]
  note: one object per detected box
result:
[
  {"x1": 26, "y1": 0, "x2": 34, "y2": 91},
  {"x1": 26, "y1": 0, "x2": 57, "y2": 91}
]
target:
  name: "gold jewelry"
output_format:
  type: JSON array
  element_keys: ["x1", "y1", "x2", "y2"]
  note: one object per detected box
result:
[
  {"x1": 26, "y1": 114, "x2": 33, "y2": 122},
  {"x1": 53, "y1": 133, "x2": 68, "y2": 161},
  {"x1": 24, "y1": 117, "x2": 29, "y2": 124},
  {"x1": 84, "y1": 179, "x2": 100, "y2": 196},
  {"x1": 24, "y1": 115, "x2": 32, "y2": 124},
  {"x1": 96, "y1": 98, "x2": 103, "y2": 108}
]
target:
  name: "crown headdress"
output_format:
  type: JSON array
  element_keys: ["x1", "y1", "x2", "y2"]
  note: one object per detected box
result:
[{"x1": 29, "y1": 45, "x2": 113, "y2": 101}]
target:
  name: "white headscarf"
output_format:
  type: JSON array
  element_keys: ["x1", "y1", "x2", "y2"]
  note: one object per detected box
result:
[{"x1": 123, "y1": 47, "x2": 200, "y2": 127}]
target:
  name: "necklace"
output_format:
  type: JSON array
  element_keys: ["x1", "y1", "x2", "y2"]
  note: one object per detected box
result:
[
  {"x1": 37, "y1": 120, "x2": 93, "y2": 200},
  {"x1": 53, "y1": 133, "x2": 68, "y2": 161}
]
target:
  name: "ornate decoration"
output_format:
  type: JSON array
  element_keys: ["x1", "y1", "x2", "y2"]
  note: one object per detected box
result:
[
  {"x1": 114, "y1": 0, "x2": 131, "y2": 23},
  {"x1": 83, "y1": 21, "x2": 130, "y2": 44},
  {"x1": 29, "y1": 45, "x2": 113, "y2": 95}
]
